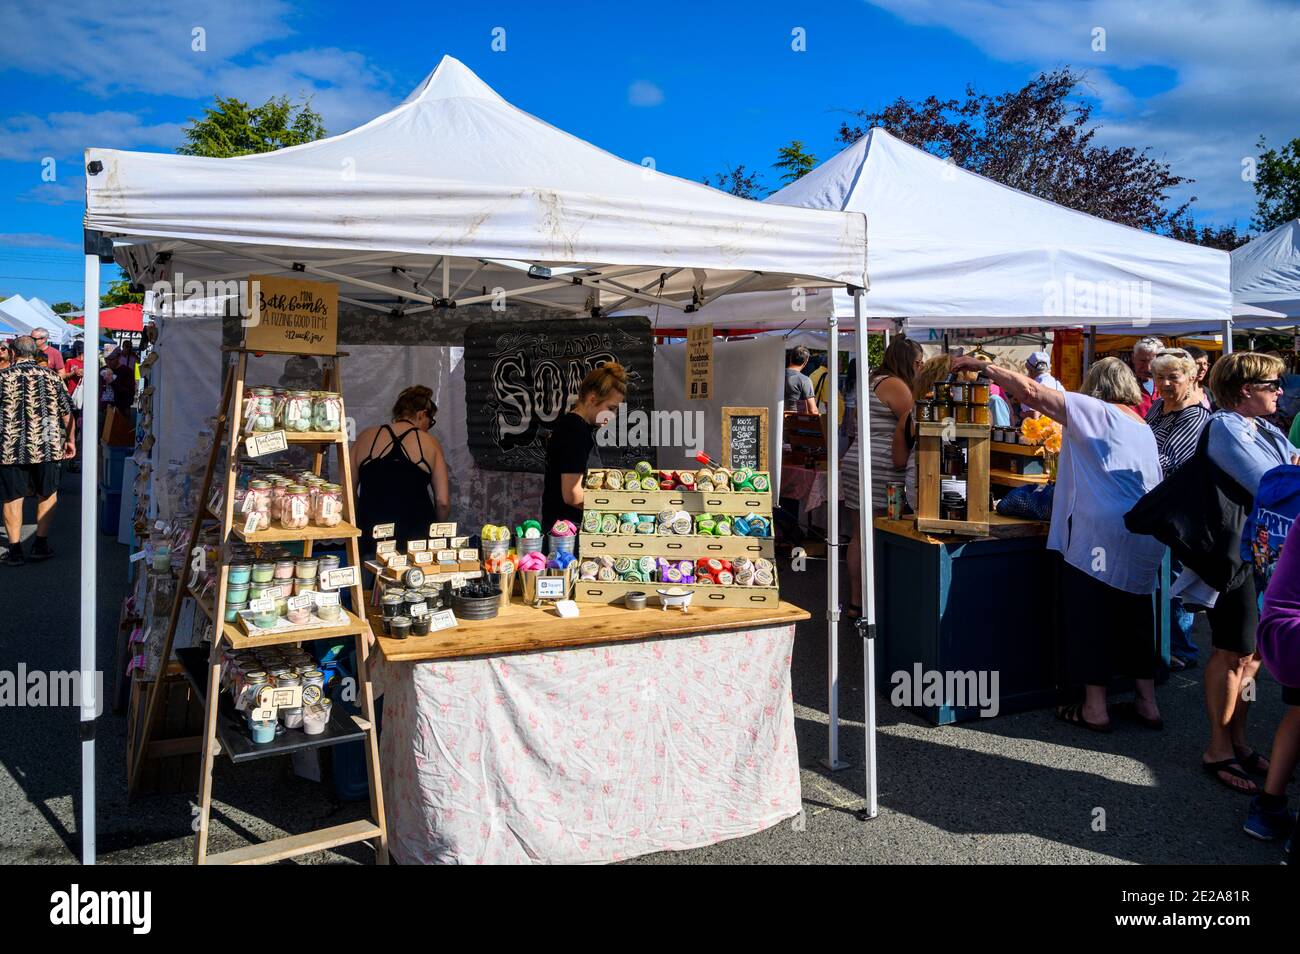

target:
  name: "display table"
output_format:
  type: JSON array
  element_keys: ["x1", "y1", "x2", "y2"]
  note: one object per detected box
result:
[
  {"x1": 372, "y1": 599, "x2": 810, "y2": 864},
  {"x1": 873, "y1": 514, "x2": 1058, "y2": 725},
  {"x1": 779, "y1": 463, "x2": 828, "y2": 514}
]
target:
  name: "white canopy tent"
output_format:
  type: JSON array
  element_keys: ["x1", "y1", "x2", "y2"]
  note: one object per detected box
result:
[
  {"x1": 1232, "y1": 218, "x2": 1300, "y2": 327},
  {"x1": 80, "y1": 55, "x2": 868, "y2": 863},
  {"x1": 619, "y1": 129, "x2": 1233, "y2": 791},
  {"x1": 0, "y1": 295, "x2": 78, "y2": 345}
]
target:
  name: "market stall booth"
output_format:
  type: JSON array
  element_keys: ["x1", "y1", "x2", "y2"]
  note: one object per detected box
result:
[
  {"x1": 82, "y1": 56, "x2": 867, "y2": 864},
  {"x1": 618, "y1": 128, "x2": 1231, "y2": 742}
]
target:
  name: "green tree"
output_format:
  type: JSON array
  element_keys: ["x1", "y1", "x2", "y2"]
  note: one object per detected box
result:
[
  {"x1": 1167, "y1": 213, "x2": 1249, "y2": 251},
  {"x1": 50, "y1": 301, "x2": 77, "y2": 313},
  {"x1": 178, "y1": 95, "x2": 326, "y2": 158},
  {"x1": 773, "y1": 140, "x2": 817, "y2": 184},
  {"x1": 704, "y1": 164, "x2": 765, "y2": 199},
  {"x1": 1253, "y1": 135, "x2": 1300, "y2": 232},
  {"x1": 101, "y1": 268, "x2": 143, "y2": 307}
]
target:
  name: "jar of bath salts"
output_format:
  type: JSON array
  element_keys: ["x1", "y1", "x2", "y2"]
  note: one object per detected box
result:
[
  {"x1": 282, "y1": 390, "x2": 314, "y2": 432},
  {"x1": 281, "y1": 485, "x2": 311, "y2": 531},
  {"x1": 312, "y1": 392, "x2": 343, "y2": 433},
  {"x1": 242, "y1": 480, "x2": 272, "y2": 532},
  {"x1": 302, "y1": 698, "x2": 332, "y2": 735},
  {"x1": 269, "y1": 479, "x2": 291, "y2": 523},
  {"x1": 314, "y1": 483, "x2": 343, "y2": 528}
]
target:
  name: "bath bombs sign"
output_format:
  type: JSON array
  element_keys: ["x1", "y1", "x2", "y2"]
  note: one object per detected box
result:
[
  {"x1": 464, "y1": 316, "x2": 654, "y2": 473},
  {"x1": 244, "y1": 274, "x2": 338, "y2": 356}
]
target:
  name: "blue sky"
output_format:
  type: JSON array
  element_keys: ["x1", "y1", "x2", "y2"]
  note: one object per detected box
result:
[{"x1": 2, "y1": 0, "x2": 1297, "y2": 306}]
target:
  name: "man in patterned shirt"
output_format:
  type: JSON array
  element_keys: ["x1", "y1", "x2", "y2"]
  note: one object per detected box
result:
[{"x1": 1, "y1": 335, "x2": 75, "y2": 566}]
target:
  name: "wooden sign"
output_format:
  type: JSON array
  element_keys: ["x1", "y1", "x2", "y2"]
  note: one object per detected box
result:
[
  {"x1": 686, "y1": 325, "x2": 713, "y2": 401},
  {"x1": 721, "y1": 406, "x2": 769, "y2": 471},
  {"x1": 244, "y1": 274, "x2": 338, "y2": 356}
]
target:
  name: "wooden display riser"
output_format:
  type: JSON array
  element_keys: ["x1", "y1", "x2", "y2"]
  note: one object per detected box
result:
[
  {"x1": 126, "y1": 669, "x2": 203, "y2": 796},
  {"x1": 374, "y1": 598, "x2": 809, "y2": 663},
  {"x1": 584, "y1": 488, "x2": 772, "y2": 515},
  {"x1": 579, "y1": 533, "x2": 775, "y2": 559}
]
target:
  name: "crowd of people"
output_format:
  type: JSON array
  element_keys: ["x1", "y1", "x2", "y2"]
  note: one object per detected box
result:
[{"x1": 848, "y1": 334, "x2": 1299, "y2": 862}]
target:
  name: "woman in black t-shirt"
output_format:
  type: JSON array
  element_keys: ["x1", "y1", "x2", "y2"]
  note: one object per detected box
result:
[{"x1": 541, "y1": 362, "x2": 628, "y2": 532}]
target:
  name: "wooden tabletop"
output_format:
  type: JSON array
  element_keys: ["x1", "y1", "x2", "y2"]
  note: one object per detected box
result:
[
  {"x1": 375, "y1": 598, "x2": 811, "y2": 663},
  {"x1": 874, "y1": 513, "x2": 1048, "y2": 545}
]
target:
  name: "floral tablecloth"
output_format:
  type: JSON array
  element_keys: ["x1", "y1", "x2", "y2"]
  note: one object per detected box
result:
[
  {"x1": 373, "y1": 624, "x2": 800, "y2": 864},
  {"x1": 781, "y1": 464, "x2": 828, "y2": 513}
]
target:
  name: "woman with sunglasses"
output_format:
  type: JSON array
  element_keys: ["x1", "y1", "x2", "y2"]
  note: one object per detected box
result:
[
  {"x1": 351, "y1": 385, "x2": 451, "y2": 557},
  {"x1": 1192, "y1": 352, "x2": 1300, "y2": 794}
]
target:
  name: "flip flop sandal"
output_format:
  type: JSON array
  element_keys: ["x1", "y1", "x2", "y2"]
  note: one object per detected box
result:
[
  {"x1": 1056, "y1": 703, "x2": 1111, "y2": 734},
  {"x1": 1202, "y1": 758, "x2": 1259, "y2": 794},
  {"x1": 1234, "y1": 748, "x2": 1271, "y2": 778},
  {"x1": 1115, "y1": 701, "x2": 1164, "y2": 730}
]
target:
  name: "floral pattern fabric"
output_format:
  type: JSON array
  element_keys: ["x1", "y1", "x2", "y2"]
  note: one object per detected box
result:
[
  {"x1": 373, "y1": 624, "x2": 801, "y2": 864},
  {"x1": 0, "y1": 361, "x2": 73, "y2": 464}
]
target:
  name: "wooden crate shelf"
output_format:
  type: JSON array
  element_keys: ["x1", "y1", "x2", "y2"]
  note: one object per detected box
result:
[{"x1": 579, "y1": 533, "x2": 775, "y2": 559}]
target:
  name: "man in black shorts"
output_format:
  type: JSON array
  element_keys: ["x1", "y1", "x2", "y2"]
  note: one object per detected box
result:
[{"x1": 1, "y1": 335, "x2": 75, "y2": 566}]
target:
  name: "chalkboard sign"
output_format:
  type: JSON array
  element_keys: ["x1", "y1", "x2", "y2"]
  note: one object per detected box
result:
[
  {"x1": 463, "y1": 316, "x2": 655, "y2": 473},
  {"x1": 721, "y1": 406, "x2": 769, "y2": 472}
]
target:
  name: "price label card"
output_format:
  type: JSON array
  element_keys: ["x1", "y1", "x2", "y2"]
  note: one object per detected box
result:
[
  {"x1": 375, "y1": 540, "x2": 397, "y2": 555},
  {"x1": 372, "y1": 522, "x2": 396, "y2": 541},
  {"x1": 429, "y1": 609, "x2": 458, "y2": 632},
  {"x1": 249, "y1": 596, "x2": 276, "y2": 614},
  {"x1": 536, "y1": 577, "x2": 567, "y2": 600},
  {"x1": 432, "y1": 522, "x2": 457, "y2": 538},
  {"x1": 450, "y1": 536, "x2": 470, "y2": 549},
  {"x1": 322, "y1": 566, "x2": 359, "y2": 590},
  {"x1": 243, "y1": 512, "x2": 262, "y2": 536},
  {"x1": 409, "y1": 602, "x2": 429, "y2": 617},
  {"x1": 413, "y1": 551, "x2": 434, "y2": 566},
  {"x1": 129, "y1": 549, "x2": 147, "y2": 563},
  {"x1": 406, "y1": 540, "x2": 428, "y2": 552},
  {"x1": 458, "y1": 548, "x2": 478, "y2": 562},
  {"x1": 386, "y1": 554, "x2": 409, "y2": 570},
  {"x1": 437, "y1": 549, "x2": 457, "y2": 564},
  {"x1": 251, "y1": 705, "x2": 277, "y2": 722},
  {"x1": 428, "y1": 537, "x2": 447, "y2": 550},
  {"x1": 289, "y1": 497, "x2": 307, "y2": 520},
  {"x1": 245, "y1": 430, "x2": 288, "y2": 458},
  {"x1": 428, "y1": 523, "x2": 442, "y2": 539},
  {"x1": 288, "y1": 594, "x2": 313, "y2": 612},
  {"x1": 240, "y1": 493, "x2": 254, "y2": 514},
  {"x1": 262, "y1": 584, "x2": 285, "y2": 600},
  {"x1": 313, "y1": 590, "x2": 340, "y2": 607}
]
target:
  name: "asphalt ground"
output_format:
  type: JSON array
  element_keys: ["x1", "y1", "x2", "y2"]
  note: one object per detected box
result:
[{"x1": 0, "y1": 464, "x2": 1291, "y2": 864}]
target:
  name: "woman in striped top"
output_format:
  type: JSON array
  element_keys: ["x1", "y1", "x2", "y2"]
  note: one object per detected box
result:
[
  {"x1": 1145, "y1": 349, "x2": 1211, "y2": 477},
  {"x1": 842, "y1": 336, "x2": 922, "y2": 619}
]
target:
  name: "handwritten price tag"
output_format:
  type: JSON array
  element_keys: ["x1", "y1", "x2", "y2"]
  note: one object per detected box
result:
[
  {"x1": 428, "y1": 609, "x2": 457, "y2": 632},
  {"x1": 245, "y1": 430, "x2": 288, "y2": 458},
  {"x1": 406, "y1": 539, "x2": 428, "y2": 552},
  {"x1": 372, "y1": 523, "x2": 396, "y2": 540},
  {"x1": 243, "y1": 512, "x2": 261, "y2": 536},
  {"x1": 409, "y1": 602, "x2": 429, "y2": 617},
  {"x1": 375, "y1": 540, "x2": 397, "y2": 555},
  {"x1": 413, "y1": 551, "x2": 433, "y2": 565},
  {"x1": 313, "y1": 590, "x2": 340, "y2": 607},
  {"x1": 288, "y1": 594, "x2": 313, "y2": 612},
  {"x1": 386, "y1": 554, "x2": 409, "y2": 570},
  {"x1": 321, "y1": 566, "x2": 358, "y2": 590},
  {"x1": 450, "y1": 536, "x2": 470, "y2": 549},
  {"x1": 249, "y1": 597, "x2": 276, "y2": 614},
  {"x1": 428, "y1": 538, "x2": 447, "y2": 550}
]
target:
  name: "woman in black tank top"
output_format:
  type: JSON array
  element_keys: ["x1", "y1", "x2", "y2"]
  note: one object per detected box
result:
[{"x1": 351, "y1": 386, "x2": 451, "y2": 555}]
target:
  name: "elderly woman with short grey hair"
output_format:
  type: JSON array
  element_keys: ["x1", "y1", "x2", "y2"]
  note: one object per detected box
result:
[
  {"x1": 949, "y1": 354, "x2": 1165, "y2": 734},
  {"x1": 1132, "y1": 335, "x2": 1164, "y2": 416},
  {"x1": 1146, "y1": 349, "x2": 1211, "y2": 477}
]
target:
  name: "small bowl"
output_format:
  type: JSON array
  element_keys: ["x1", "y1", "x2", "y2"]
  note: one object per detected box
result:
[{"x1": 623, "y1": 591, "x2": 647, "y2": 611}]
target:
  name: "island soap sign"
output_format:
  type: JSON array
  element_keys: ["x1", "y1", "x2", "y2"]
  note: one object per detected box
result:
[{"x1": 244, "y1": 274, "x2": 338, "y2": 355}]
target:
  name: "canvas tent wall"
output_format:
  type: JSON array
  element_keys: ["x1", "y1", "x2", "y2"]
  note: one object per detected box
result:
[
  {"x1": 0, "y1": 295, "x2": 77, "y2": 344},
  {"x1": 79, "y1": 55, "x2": 870, "y2": 863},
  {"x1": 1232, "y1": 218, "x2": 1300, "y2": 327}
]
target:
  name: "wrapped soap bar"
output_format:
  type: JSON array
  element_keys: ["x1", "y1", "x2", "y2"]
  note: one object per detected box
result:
[
  {"x1": 614, "y1": 557, "x2": 633, "y2": 575},
  {"x1": 640, "y1": 477, "x2": 658, "y2": 491},
  {"x1": 696, "y1": 516, "x2": 717, "y2": 536},
  {"x1": 635, "y1": 460, "x2": 654, "y2": 477},
  {"x1": 600, "y1": 513, "x2": 620, "y2": 534},
  {"x1": 715, "y1": 516, "x2": 733, "y2": 536},
  {"x1": 754, "y1": 557, "x2": 774, "y2": 575},
  {"x1": 637, "y1": 556, "x2": 657, "y2": 576},
  {"x1": 659, "y1": 478, "x2": 676, "y2": 490},
  {"x1": 676, "y1": 471, "x2": 696, "y2": 490},
  {"x1": 582, "y1": 511, "x2": 602, "y2": 534},
  {"x1": 585, "y1": 471, "x2": 605, "y2": 489},
  {"x1": 754, "y1": 567, "x2": 774, "y2": 586},
  {"x1": 619, "y1": 521, "x2": 637, "y2": 534},
  {"x1": 750, "y1": 473, "x2": 770, "y2": 492},
  {"x1": 597, "y1": 555, "x2": 616, "y2": 569},
  {"x1": 718, "y1": 570, "x2": 735, "y2": 586},
  {"x1": 635, "y1": 521, "x2": 656, "y2": 534},
  {"x1": 605, "y1": 471, "x2": 623, "y2": 490},
  {"x1": 598, "y1": 566, "x2": 617, "y2": 582},
  {"x1": 623, "y1": 471, "x2": 640, "y2": 488},
  {"x1": 579, "y1": 560, "x2": 599, "y2": 581}
]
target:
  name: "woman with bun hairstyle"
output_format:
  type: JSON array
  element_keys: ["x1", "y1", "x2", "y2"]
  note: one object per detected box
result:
[
  {"x1": 542, "y1": 362, "x2": 628, "y2": 533},
  {"x1": 351, "y1": 385, "x2": 451, "y2": 556}
]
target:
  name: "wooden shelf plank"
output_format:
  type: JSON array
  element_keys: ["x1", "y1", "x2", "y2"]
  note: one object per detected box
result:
[
  {"x1": 377, "y1": 599, "x2": 810, "y2": 663},
  {"x1": 917, "y1": 422, "x2": 991, "y2": 438},
  {"x1": 990, "y1": 441, "x2": 1045, "y2": 457},
  {"x1": 206, "y1": 820, "x2": 381, "y2": 865},
  {"x1": 232, "y1": 519, "x2": 362, "y2": 544},
  {"x1": 187, "y1": 586, "x2": 215, "y2": 623},
  {"x1": 221, "y1": 610, "x2": 370, "y2": 650},
  {"x1": 176, "y1": 648, "x2": 369, "y2": 764},
  {"x1": 990, "y1": 468, "x2": 1050, "y2": 487}
]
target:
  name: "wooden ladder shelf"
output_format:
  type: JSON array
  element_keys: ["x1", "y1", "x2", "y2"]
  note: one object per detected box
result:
[{"x1": 128, "y1": 349, "x2": 388, "y2": 865}]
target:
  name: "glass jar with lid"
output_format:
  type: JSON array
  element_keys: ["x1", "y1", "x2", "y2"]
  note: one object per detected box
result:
[
  {"x1": 281, "y1": 484, "x2": 311, "y2": 531},
  {"x1": 250, "y1": 387, "x2": 276, "y2": 432},
  {"x1": 314, "y1": 483, "x2": 343, "y2": 527},
  {"x1": 312, "y1": 392, "x2": 343, "y2": 433},
  {"x1": 282, "y1": 390, "x2": 314, "y2": 432},
  {"x1": 242, "y1": 480, "x2": 271, "y2": 531}
]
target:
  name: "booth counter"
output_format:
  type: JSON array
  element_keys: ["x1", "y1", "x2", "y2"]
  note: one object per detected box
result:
[{"x1": 372, "y1": 600, "x2": 809, "y2": 864}]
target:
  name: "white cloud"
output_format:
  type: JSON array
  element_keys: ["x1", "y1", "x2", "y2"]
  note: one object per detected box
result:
[
  {"x1": 0, "y1": 0, "x2": 400, "y2": 138},
  {"x1": 628, "y1": 80, "x2": 665, "y2": 107},
  {"x1": 864, "y1": 0, "x2": 1300, "y2": 224},
  {"x1": 0, "y1": 233, "x2": 80, "y2": 251},
  {"x1": 17, "y1": 176, "x2": 86, "y2": 206},
  {"x1": 0, "y1": 112, "x2": 185, "y2": 162}
]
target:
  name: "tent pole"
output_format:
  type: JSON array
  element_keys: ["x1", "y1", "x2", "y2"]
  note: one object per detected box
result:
[
  {"x1": 1084, "y1": 325, "x2": 1095, "y2": 374},
  {"x1": 1224, "y1": 319, "x2": 1234, "y2": 355},
  {"x1": 820, "y1": 314, "x2": 848, "y2": 771},
  {"x1": 853, "y1": 289, "x2": 878, "y2": 818},
  {"x1": 81, "y1": 250, "x2": 101, "y2": 864}
]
